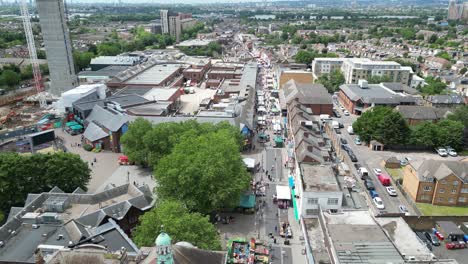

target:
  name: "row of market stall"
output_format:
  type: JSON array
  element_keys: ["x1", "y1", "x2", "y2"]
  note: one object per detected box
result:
[{"x1": 227, "y1": 238, "x2": 270, "y2": 264}]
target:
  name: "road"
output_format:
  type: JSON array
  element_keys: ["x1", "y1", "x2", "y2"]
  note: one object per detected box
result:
[{"x1": 333, "y1": 101, "x2": 416, "y2": 215}]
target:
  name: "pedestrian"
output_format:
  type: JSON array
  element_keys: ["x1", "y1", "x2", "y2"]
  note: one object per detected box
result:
[
  {"x1": 91, "y1": 162, "x2": 93, "y2": 167},
  {"x1": 275, "y1": 225, "x2": 277, "y2": 233},
  {"x1": 274, "y1": 237, "x2": 277, "y2": 244},
  {"x1": 94, "y1": 157, "x2": 97, "y2": 163}
]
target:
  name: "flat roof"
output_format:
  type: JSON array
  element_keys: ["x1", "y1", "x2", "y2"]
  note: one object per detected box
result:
[
  {"x1": 276, "y1": 185, "x2": 291, "y2": 200},
  {"x1": 301, "y1": 164, "x2": 340, "y2": 192},
  {"x1": 125, "y1": 64, "x2": 180, "y2": 85},
  {"x1": 340, "y1": 83, "x2": 417, "y2": 105},
  {"x1": 143, "y1": 88, "x2": 178, "y2": 101},
  {"x1": 176, "y1": 39, "x2": 214, "y2": 47}
]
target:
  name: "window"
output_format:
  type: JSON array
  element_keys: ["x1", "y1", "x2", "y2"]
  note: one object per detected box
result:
[
  {"x1": 308, "y1": 198, "x2": 318, "y2": 205},
  {"x1": 449, "y1": 198, "x2": 455, "y2": 203},
  {"x1": 462, "y1": 188, "x2": 468, "y2": 194},
  {"x1": 440, "y1": 180, "x2": 447, "y2": 184},
  {"x1": 459, "y1": 197, "x2": 466, "y2": 203},
  {"x1": 327, "y1": 198, "x2": 339, "y2": 205},
  {"x1": 439, "y1": 188, "x2": 445, "y2": 193},
  {"x1": 423, "y1": 186, "x2": 432, "y2": 191},
  {"x1": 420, "y1": 195, "x2": 431, "y2": 201},
  {"x1": 306, "y1": 209, "x2": 319, "y2": 215},
  {"x1": 453, "y1": 181, "x2": 459, "y2": 186},
  {"x1": 437, "y1": 197, "x2": 444, "y2": 202},
  {"x1": 452, "y1": 189, "x2": 457, "y2": 194}
]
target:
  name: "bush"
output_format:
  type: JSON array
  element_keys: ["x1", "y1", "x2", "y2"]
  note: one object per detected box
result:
[{"x1": 83, "y1": 144, "x2": 93, "y2": 151}]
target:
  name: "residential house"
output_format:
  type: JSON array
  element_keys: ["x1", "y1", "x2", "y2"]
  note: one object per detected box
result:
[
  {"x1": 395, "y1": 105, "x2": 452, "y2": 125},
  {"x1": 426, "y1": 94, "x2": 465, "y2": 108},
  {"x1": 402, "y1": 159, "x2": 468, "y2": 206},
  {"x1": 425, "y1": 57, "x2": 451, "y2": 71}
]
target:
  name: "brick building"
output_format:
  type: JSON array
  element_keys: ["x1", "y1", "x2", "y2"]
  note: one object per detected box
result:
[
  {"x1": 282, "y1": 80, "x2": 333, "y2": 116},
  {"x1": 402, "y1": 159, "x2": 468, "y2": 206}
]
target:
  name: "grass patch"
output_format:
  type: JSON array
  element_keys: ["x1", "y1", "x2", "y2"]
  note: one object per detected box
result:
[
  {"x1": 417, "y1": 203, "x2": 468, "y2": 216},
  {"x1": 459, "y1": 149, "x2": 468, "y2": 156},
  {"x1": 386, "y1": 168, "x2": 402, "y2": 180}
]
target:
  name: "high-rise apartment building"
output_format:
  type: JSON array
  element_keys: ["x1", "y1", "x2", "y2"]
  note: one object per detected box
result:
[
  {"x1": 448, "y1": 0, "x2": 460, "y2": 20},
  {"x1": 448, "y1": 0, "x2": 467, "y2": 20},
  {"x1": 168, "y1": 14, "x2": 181, "y2": 43},
  {"x1": 160, "y1": 9, "x2": 169, "y2": 34},
  {"x1": 37, "y1": 0, "x2": 77, "y2": 95},
  {"x1": 312, "y1": 58, "x2": 413, "y2": 85}
]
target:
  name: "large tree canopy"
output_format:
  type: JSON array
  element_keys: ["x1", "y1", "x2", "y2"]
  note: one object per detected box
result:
[
  {"x1": 353, "y1": 106, "x2": 410, "y2": 145},
  {"x1": 316, "y1": 69, "x2": 345, "y2": 93},
  {"x1": 133, "y1": 200, "x2": 221, "y2": 250},
  {"x1": 0, "y1": 152, "x2": 91, "y2": 212},
  {"x1": 154, "y1": 128, "x2": 250, "y2": 214}
]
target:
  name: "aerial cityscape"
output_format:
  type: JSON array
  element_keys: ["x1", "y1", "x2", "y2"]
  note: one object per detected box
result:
[{"x1": 0, "y1": 0, "x2": 467, "y2": 263}]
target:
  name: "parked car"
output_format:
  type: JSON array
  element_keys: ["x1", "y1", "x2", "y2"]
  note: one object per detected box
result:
[
  {"x1": 340, "y1": 138, "x2": 348, "y2": 145},
  {"x1": 386, "y1": 186, "x2": 397, "y2": 196},
  {"x1": 339, "y1": 106, "x2": 345, "y2": 110},
  {"x1": 354, "y1": 137, "x2": 362, "y2": 145},
  {"x1": 400, "y1": 159, "x2": 408, "y2": 166},
  {"x1": 373, "y1": 197, "x2": 385, "y2": 209},
  {"x1": 435, "y1": 147, "x2": 448, "y2": 157},
  {"x1": 348, "y1": 152, "x2": 358, "y2": 162},
  {"x1": 424, "y1": 232, "x2": 441, "y2": 246},
  {"x1": 343, "y1": 110, "x2": 350, "y2": 116},
  {"x1": 342, "y1": 144, "x2": 350, "y2": 152},
  {"x1": 445, "y1": 146, "x2": 457, "y2": 157},
  {"x1": 333, "y1": 110, "x2": 341, "y2": 118},
  {"x1": 353, "y1": 163, "x2": 362, "y2": 170},
  {"x1": 358, "y1": 167, "x2": 369, "y2": 179},
  {"x1": 347, "y1": 126, "x2": 354, "y2": 135},
  {"x1": 399, "y1": 205, "x2": 410, "y2": 216},
  {"x1": 365, "y1": 180, "x2": 375, "y2": 190},
  {"x1": 369, "y1": 190, "x2": 379, "y2": 198},
  {"x1": 335, "y1": 128, "x2": 342, "y2": 134},
  {"x1": 378, "y1": 174, "x2": 391, "y2": 186},
  {"x1": 339, "y1": 123, "x2": 344, "y2": 128},
  {"x1": 373, "y1": 168, "x2": 382, "y2": 175}
]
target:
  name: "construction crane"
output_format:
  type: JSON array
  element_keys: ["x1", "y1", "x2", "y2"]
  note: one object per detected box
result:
[{"x1": 19, "y1": 0, "x2": 47, "y2": 108}]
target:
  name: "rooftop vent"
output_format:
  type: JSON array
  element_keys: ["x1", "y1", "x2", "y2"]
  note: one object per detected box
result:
[{"x1": 358, "y1": 79, "x2": 368, "y2": 89}]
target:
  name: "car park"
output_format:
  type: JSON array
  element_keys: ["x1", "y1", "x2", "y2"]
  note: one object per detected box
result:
[
  {"x1": 386, "y1": 186, "x2": 397, "y2": 196},
  {"x1": 365, "y1": 180, "x2": 375, "y2": 190},
  {"x1": 435, "y1": 147, "x2": 448, "y2": 157},
  {"x1": 399, "y1": 205, "x2": 409, "y2": 216},
  {"x1": 373, "y1": 197, "x2": 385, "y2": 209},
  {"x1": 424, "y1": 232, "x2": 441, "y2": 246},
  {"x1": 446, "y1": 146, "x2": 457, "y2": 157},
  {"x1": 354, "y1": 137, "x2": 361, "y2": 145},
  {"x1": 373, "y1": 168, "x2": 382, "y2": 175}
]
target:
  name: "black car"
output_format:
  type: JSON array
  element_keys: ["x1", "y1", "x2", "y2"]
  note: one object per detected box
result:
[
  {"x1": 335, "y1": 128, "x2": 342, "y2": 134},
  {"x1": 365, "y1": 180, "x2": 375, "y2": 190},
  {"x1": 424, "y1": 232, "x2": 440, "y2": 246},
  {"x1": 340, "y1": 138, "x2": 348, "y2": 145},
  {"x1": 349, "y1": 152, "x2": 358, "y2": 162},
  {"x1": 339, "y1": 123, "x2": 344, "y2": 128},
  {"x1": 361, "y1": 175, "x2": 371, "y2": 181},
  {"x1": 333, "y1": 110, "x2": 341, "y2": 118},
  {"x1": 353, "y1": 163, "x2": 362, "y2": 170}
]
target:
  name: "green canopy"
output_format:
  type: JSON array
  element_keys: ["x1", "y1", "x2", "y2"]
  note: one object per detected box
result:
[
  {"x1": 70, "y1": 124, "x2": 83, "y2": 130},
  {"x1": 239, "y1": 194, "x2": 255, "y2": 209},
  {"x1": 275, "y1": 136, "x2": 284, "y2": 147},
  {"x1": 66, "y1": 121, "x2": 79, "y2": 127}
]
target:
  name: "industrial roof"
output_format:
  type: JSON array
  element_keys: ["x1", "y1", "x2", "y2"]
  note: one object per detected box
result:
[
  {"x1": 78, "y1": 65, "x2": 129, "y2": 77},
  {"x1": 143, "y1": 88, "x2": 179, "y2": 101},
  {"x1": 125, "y1": 64, "x2": 181, "y2": 85},
  {"x1": 83, "y1": 122, "x2": 108, "y2": 142},
  {"x1": 90, "y1": 56, "x2": 139, "y2": 66},
  {"x1": 339, "y1": 83, "x2": 417, "y2": 105},
  {"x1": 86, "y1": 105, "x2": 129, "y2": 132}
]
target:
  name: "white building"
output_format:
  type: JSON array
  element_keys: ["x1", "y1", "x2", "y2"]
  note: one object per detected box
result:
[
  {"x1": 298, "y1": 164, "x2": 343, "y2": 218},
  {"x1": 160, "y1": 9, "x2": 169, "y2": 34}
]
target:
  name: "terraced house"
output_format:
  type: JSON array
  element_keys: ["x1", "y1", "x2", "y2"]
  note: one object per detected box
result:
[{"x1": 402, "y1": 159, "x2": 468, "y2": 206}]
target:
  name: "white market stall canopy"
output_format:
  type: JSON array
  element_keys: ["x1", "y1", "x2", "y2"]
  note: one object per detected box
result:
[
  {"x1": 243, "y1": 158, "x2": 256, "y2": 169},
  {"x1": 276, "y1": 185, "x2": 291, "y2": 200}
]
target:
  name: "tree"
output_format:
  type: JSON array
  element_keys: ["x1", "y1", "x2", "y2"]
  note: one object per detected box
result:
[
  {"x1": 316, "y1": 70, "x2": 345, "y2": 93},
  {"x1": 447, "y1": 106, "x2": 468, "y2": 128},
  {"x1": 0, "y1": 153, "x2": 91, "y2": 212},
  {"x1": 428, "y1": 34, "x2": 438, "y2": 44},
  {"x1": 0, "y1": 70, "x2": 20, "y2": 89},
  {"x1": 97, "y1": 42, "x2": 121, "y2": 56},
  {"x1": 433, "y1": 120, "x2": 464, "y2": 149},
  {"x1": 436, "y1": 51, "x2": 451, "y2": 61},
  {"x1": 419, "y1": 77, "x2": 447, "y2": 95},
  {"x1": 133, "y1": 200, "x2": 221, "y2": 250},
  {"x1": 73, "y1": 51, "x2": 95, "y2": 71},
  {"x1": 120, "y1": 118, "x2": 153, "y2": 166},
  {"x1": 459, "y1": 67, "x2": 467, "y2": 75},
  {"x1": 154, "y1": 129, "x2": 250, "y2": 214},
  {"x1": 367, "y1": 75, "x2": 392, "y2": 84},
  {"x1": 353, "y1": 106, "x2": 409, "y2": 145},
  {"x1": 409, "y1": 121, "x2": 438, "y2": 147}
]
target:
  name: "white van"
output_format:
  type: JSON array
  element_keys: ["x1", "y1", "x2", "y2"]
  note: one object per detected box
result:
[{"x1": 347, "y1": 126, "x2": 354, "y2": 135}]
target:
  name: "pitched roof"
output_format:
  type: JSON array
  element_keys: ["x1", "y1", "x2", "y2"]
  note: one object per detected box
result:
[
  {"x1": 83, "y1": 122, "x2": 109, "y2": 142},
  {"x1": 427, "y1": 94, "x2": 464, "y2": 105},
  {"x1": 86, "y1": 105, "x2": 129, "y2": 132},
  {"x1": 395, "y1": 105, "x2": 439, "y2": 120},
  {"x1": 412, "y1": 160, "x2": 468, "y2": 182},
  {"x1": 340, "y1": 83, "x2": 417, "y2": 105},
  {"x1": 283, "y1": 80, "x2": 332, "y2": 105}
]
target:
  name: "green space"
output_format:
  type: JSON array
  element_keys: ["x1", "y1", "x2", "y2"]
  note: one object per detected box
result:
[
  {"x1": 417, "y1": 203, "x2": 468, "y2": 216},
  {"x1": 386, "y1": 168, "x2": 403, "y2": 181}
]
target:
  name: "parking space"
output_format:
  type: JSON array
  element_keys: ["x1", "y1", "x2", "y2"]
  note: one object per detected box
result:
[{"x1": 415, "y1": 231, "x2": 468, "y2": 263}]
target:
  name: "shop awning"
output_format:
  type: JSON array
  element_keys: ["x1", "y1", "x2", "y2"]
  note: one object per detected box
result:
[
  {"x1": 66, "y1": 121, "x2": 79, "y2": 127},
  {"x1": 276, "y1": 185, "x2": 291, "y2": 200},
  {"x1": 239, "y1": 194, "x2": 256, "y2": 209},
  {"x1": 70, "y1": 124, "x2": 83, "y2": 130}
]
